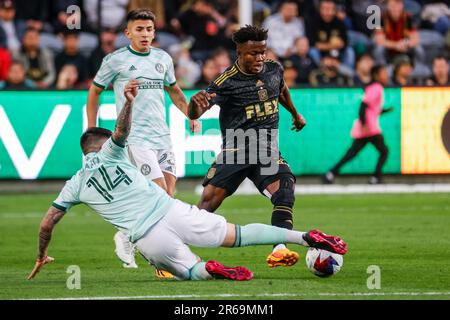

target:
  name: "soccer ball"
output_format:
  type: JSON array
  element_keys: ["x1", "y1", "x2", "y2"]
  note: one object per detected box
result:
[{"x1": 305, "y1": 248, "x2": 343, "y2": 277}]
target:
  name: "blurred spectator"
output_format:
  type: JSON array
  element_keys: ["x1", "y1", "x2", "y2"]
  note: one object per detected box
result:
[
  {"x1": 211, "y1": 47, "x2": 232, "y2": 73},
  {"x1": 55, "y1": 30, "x2": 88, "y2": 83},
  {"x1": 0, "y1": 0, "x2": 26, "y2": 51},
  {"x1": 12, "y1": 27, "x2": 55, "y2": 88},
  {"x1": 309, "y1": 50, "x2": 354, "y2": 87},
  {"x1": 220, "y1": 0, "x2": 240, "y2": 50},
  {"x1": 421, "y1": 1, "x2": 450, "y2": 36},
  {"x1": 306, "y1": 0, "x2": 355, "y2": 68},
  {"x1": 88, "y1": 28, "x2": 117, "y2": 79},
  {"x1": 50, "y1": 0, "x2": 83, "y2": 34},
  {"x1": 174, "y1": 46, "x2": 201, "y2": 88},
  {"x1": 172, "y1": 0, "x2": 227, "y2": 62},
  {"x1": 128, "y1": 0, "x2": 166, "y2": 30},
  {"x1": 282, "y1": 59, "x2": 299, "y2": 87},
  {"x1": 265, "y1": 48, "x2": 279, "y2": 61},
  {"x1": 373, "y1": 0, "x2": 424, "y2": 65},
  {"x1": 392, "y1": 54, "x2": 414, "y2": 85},
  {"x1": 195, "y1": 57, "x2": 220, "y2": 87},
  {"x1": 13, "y1": 0, "x2": 49, "y2": 32},
  {"x1": 165, "y1": 0, "x2": 184, "y2": 22},
  {"x1": 335, "y1": 0, "x2": 353, "y2": 30},
  {"x1": 0, "y1": 60, "x2": 34, "y2": 89},
  {"x1": 426, "y1": 55, "x2": 450, "y2": 85},
  {"x1": 84, "y1": 0, "x2": 128, "y2": 32},
  {"x1": 288, "y1": 36, "x2": 317, "y2": 84},
  {"x1": 0, "y1": 46, "x2": 11, "y2": 80},
  {"x1": 353, "y1": 53, "x2": 375, "y2": 86},
  {"x1": 262, "y1": 0, "x2": 305, "y2": 58},
  {"x1": 55, "y1": 64, "x2": 84, "y2": 89},
  {"x1": 252, "y1": 0, "x2": 272, "y2": 27}
]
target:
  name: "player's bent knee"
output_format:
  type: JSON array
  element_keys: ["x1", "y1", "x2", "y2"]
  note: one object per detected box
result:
[
  {"x1": 270, "y1": 174, "x2": 295, "y2": 208},
  {"x1": 270, "y1": 175, "x2": 295, "y2": 229},
  {"x1": 198, "y1": 186, "x2": 226, "y2": 211}
]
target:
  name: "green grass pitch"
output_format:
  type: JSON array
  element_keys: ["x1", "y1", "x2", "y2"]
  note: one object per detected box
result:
[{"x1": 0, "y1": 192, "x2": 449, "y2": 300}]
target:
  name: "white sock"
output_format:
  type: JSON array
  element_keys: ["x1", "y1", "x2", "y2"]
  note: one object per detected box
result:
[
  {"x1": 272, "y1": 243, "x2": 286, "y2": 252},
  {"x1": 286, "y1": 230, "x2": 308, "y2": 247}
]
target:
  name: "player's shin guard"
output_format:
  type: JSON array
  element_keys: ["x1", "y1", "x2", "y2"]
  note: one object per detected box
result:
[
  {"x1": 270, "y1": 175, "x2": 295, "y2": 230},
  {"x1": 233, "y1": 224, "x2": 288, "y2": 247}
]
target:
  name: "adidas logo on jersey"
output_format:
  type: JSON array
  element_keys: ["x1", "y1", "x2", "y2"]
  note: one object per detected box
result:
[{"x1": 129, "y1": 65, "x2": 137, "y2": 71}]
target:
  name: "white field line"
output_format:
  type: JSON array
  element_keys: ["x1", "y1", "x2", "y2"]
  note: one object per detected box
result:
[
  {"x1": 20, "y1": 291, "x2": 450, "y2": 300},
  {"x1": 195, "y1": 183, "x2": 450, "y2": 195}
]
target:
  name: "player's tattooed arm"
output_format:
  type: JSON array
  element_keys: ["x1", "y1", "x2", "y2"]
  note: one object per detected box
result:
[
  {"x1": 112, "y1": 80, "x2": 138, "y2": 146},
  {"x1": 27, "y1": 206, "x2": 65, "y2": 279},
  {"x1": 279, "y1": 83, "x2": 306, "y2": 132},
  {"x1": 36, "y1": 207, "x2": 65, "y2": 260}
]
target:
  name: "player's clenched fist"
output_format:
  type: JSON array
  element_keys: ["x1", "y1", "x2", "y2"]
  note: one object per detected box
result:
[
  {"x1": 291, "y1": 113, "x2": 306, "y2": 132},
  {"x1": 124, "y1": 80, "x2": 139, "y2": 102},
  {"x1": 191, "y1": 90, "x2": 216, "y2": 111}
]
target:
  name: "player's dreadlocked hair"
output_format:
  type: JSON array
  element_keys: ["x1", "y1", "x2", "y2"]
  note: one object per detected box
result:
[{"x1": 232, "y1": 25, "x2": 268, "y2": 45}]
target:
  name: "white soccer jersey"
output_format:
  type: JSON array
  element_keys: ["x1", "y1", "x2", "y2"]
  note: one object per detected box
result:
[
  {"x1": 52, "y1": 138, "x2": 175, "y2": 242},
  {"x1": 93, "y1": 46, "x2": 176, "y2": 149}
]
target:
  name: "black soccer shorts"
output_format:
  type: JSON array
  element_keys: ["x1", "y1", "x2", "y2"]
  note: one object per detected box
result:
[{"x1": 202, "y1": 154, "x2": 295, "y2": 196}]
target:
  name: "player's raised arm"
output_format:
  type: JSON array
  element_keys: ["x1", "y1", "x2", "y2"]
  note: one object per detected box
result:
[
  {"x1": 87, "y1": 83, "x2": 104, "y2": 128},
  {"x1": 279, "y1": 83, "x2": 306, "y2": 132},
  {"x1": 27, "y1": 206, "x2": 65, "y2": 279},
  {"x1": 188, "y1": 90, "x2": 216, "y2": 120},
  {"x1": 112, "y1": 80, "x2": 139, "y2": 146}
]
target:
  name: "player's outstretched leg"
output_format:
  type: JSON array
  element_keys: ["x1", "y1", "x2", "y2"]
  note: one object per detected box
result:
[
  {"x1": 113, "y1": 231, "x2": 138, "y2": 268},
  {"x1": 231, "y1": 224, "x2": 347, "y2": 256}
]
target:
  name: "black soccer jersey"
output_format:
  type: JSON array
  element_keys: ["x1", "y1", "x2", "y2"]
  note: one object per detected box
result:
[{"x1": 206, "y1": 60, "x2": 285, "y2": 151}]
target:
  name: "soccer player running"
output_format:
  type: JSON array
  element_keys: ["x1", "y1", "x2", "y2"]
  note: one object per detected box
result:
[
  {"x1": 86, "y1": 9, "x2": 200, "y2": 270},
  {"x1": 324, "y1": 65, "x2": 393, "y2": 185},
  {"x1": 188, "y1": 26, "x2": 308, "y2": 268},
  {"x1": 27, "y1": 80, "x2": 347, "y2": 282}
]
